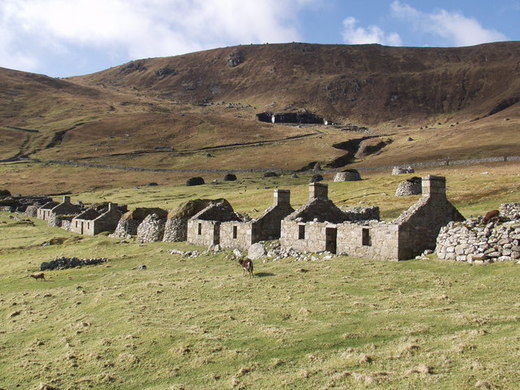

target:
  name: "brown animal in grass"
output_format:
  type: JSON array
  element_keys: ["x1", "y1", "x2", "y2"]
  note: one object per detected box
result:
[
  {"x1": 482, "y1": 210, "x2": 499, "y2": 224},
  {"x1": 238, "y1": 259, "x2": 254, "y2": 277},
  {"x1": 30, "y1": 272, "x2": 45, "y2": 281}
]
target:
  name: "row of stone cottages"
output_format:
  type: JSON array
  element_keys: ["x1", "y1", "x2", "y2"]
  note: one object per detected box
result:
[{"x1": 24, "y1": 175, "x2": 464, "y2": 260}]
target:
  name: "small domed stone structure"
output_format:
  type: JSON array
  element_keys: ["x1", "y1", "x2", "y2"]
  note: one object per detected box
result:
[
  {"x1": 395, "y1": 177, "x2": 422, "y2": 196},
  {"x1": 186, "y1": 177, "x2": 205, "y2": 186},
  {"x1": 264, "y1": 172, "x2": 279, "y2": 178},
  {"x1": 224, "y1": 173, "x2": 237, "y2": 181},
  {"x1": 333, "y1": 169, "x2": 361, "y2": 182},
  {"x1": 392, "y1": 166, "x2": 415, "y2": 175}
]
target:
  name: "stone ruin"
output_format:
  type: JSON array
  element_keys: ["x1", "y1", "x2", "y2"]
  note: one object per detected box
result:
[
  {"x1": 70, "y1": 203, "x2": 122, "y2": 235},
  {"x1": 112, "y1": 208, "x2": 167, "y2": 239},
  {"x1": 256, "y1": 111, "x2": 325, "y2": 124},
  {"x1": 280, "y1": 177, "x2": 464, "y2": 260},
  {"x1": 436, "y1": 203, "x2": 520, "y2": 263},
  {"x1": 395, "y1": 177, "x2": 422, "y2": 196},
  {"x1": 186, "y1": 177, "x2": 205, "y2": 186},
  {"x1": 333, "y1": 169, "x2": 361, "y2": 182},
  {"x1": 163, "y1": 199, "x2": 228, "y2": 242},
  {"x1": 137, "y1": 213, "x2": 166, "y2": 242},
  {"x1": 392, "y1": 166, "x2": 415, "y2": 175}
]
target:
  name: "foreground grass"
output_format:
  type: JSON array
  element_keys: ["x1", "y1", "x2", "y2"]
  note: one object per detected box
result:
[{"x1": 0, "y1": 213, "x2": 519, "y2": 389}]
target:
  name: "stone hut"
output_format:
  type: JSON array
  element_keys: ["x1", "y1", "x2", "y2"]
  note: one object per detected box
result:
[
  {"x1": 336, "y1": 176, "x2": 464, "y2": 260},
  {"x1": 333, "y1": 169, "x2": 361, "y2": 182},
  {"x1": 392, "y1": 166, "x2": 415, "y2": 175},
  {"x1": 25, "y1": 205, "x2": 40, "y2": 218},
  {"x1": 71, "y1": 203, "x2": 122, "y2": 235},
  {"x1": 220, "y1": 189, "x2": 295, "y2": 250},
  {"x1": 112, "y1": 208, "x2": 167, "y2": 238},
  {"x1": 187, "y1": 200, "x2": 241, "y2": 247},
  {"x1": 280, "y1": 183, "x2": 376, "y2": 254},
  {"x1": 137, "y1": 213, "x2": 167, "y2": 242},
  {"x1": 395, "y1": 177, "x2": 422, "y2": 196},
  {"x1": 163, "y1": 199, "x2": 226, "y2": 242}
]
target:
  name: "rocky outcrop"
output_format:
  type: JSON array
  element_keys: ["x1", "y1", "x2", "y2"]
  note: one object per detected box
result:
[
  {"x1": 40, "y1": 257, "x2": 107, "y2": 271},
  {"x1": 137, "y1": 213, "x2": 166, "y2": 242},
  {"x1": 395, "y1": 177, "x2": 422, "y2": 196}
]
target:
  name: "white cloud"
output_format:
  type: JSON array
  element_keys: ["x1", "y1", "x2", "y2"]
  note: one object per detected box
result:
[
  {"x1": 0, "y1": 0, "x2": 316, "y2": 74},
  {"x1": 342, "y1": 17, "x2": 402, "y2": 46},
  {"x1": 391, "y1": 1, "x2": 507, "y2": 46}
]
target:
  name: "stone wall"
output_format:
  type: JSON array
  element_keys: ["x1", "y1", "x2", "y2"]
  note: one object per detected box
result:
[
  {"x1": 112, "y1": 208, "x2": 167, "y2": 238},
  {"x1": 220, "y1": 221, "x2": 254, "y2": 250},
  {"x1": 187, "y1": 219, "x2": 220, "y2": 247},
  {"x1": 436, "y1": 217, "x2": 520, "y2": 263},
  {"x1": 500, "y1": 203, "x2": 520, "y2": 220},
  {"x1": 25, "y1": 205, "x2": 39, "y2": 218},
  {"x1": 137, "y1": 213, "x2": 166, "y2": 242},
  {"x1": 280, "y1": 220, "x2": 330, "y2": 253},
  {"x1": 337, "y1": 221, "x2": 400, "y2": 260}
]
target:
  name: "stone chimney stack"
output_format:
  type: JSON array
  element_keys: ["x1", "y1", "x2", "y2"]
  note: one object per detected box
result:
[
  {"x1": 108, "y1": 203, "x2": 116, "y2": 211},
  {"x1": 274, "y1": 189, "x2": 290, "y2": 206},
  {"x1": 309, "y1": 183, "x2": 328, "y2": 201},
  {"x1": 63, "y1": 196, "x2": 71, "y2": 204},
  {"x1": 422, "y1": 175, "x2": 446, "y2": 197}
]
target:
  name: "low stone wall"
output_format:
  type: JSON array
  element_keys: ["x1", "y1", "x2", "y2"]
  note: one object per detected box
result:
[
  {"x1": 436, "y1": 218, "x2": 520, "y2": 263},
  {"x1": 500, "y1": 203, "x2": 520, "y2": 220}
]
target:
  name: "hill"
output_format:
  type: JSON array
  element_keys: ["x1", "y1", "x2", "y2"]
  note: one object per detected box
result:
[{"x1": 0, "y1": 42, "x2": 519, "y2": 187}]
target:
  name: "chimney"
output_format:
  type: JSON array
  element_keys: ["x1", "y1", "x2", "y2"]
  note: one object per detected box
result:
[
  {"x1": 274, "y1": 189, "x2": 290, "y2": 206},
  {"x1": 108, "y1": 203, "x2": 116, "y2": 212},
  {"x1": 422, "y1": 175, "x2": 446, "y2": 197},
  {"x1": 309, "y1": 183, "x2": 328, "y2": 201},
  {"x1": 63, "y1": 196, "x2": 71, "y2": 204}
]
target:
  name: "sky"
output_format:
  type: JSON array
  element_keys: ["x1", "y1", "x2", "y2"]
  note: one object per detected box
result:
[{"x1": 0, "y1": 0, "x2": 518, "y2": 77}]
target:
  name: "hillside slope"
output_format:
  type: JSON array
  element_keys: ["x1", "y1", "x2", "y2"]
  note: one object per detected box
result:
[
  {"x1": 72, "y1": 42, "x2": 520, "y2": 124},
  {"x1": 0, "y1": 42, "x2": 519, "y2": 173}
]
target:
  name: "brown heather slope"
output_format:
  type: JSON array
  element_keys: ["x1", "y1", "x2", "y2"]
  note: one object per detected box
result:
[
  {"x1": 72, "y1": 42, "x2": 520, "y2": 124},
  {"x1": 0, "y1": 42, "x2": 519, "y2": 175}
]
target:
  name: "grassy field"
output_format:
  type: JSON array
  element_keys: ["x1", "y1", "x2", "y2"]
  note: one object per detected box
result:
[{"x1": 0, "y1": 162, "x2": 519, "y2": 389}]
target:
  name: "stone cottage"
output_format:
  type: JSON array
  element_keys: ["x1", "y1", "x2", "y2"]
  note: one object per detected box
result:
[
  {"x1": 187, "y1": 200, "x2": 241, "y2": 247},
  {"x1": 70, "y1": 203, "x2": 122, "y2": 235},
  {"x1": 220, "y1": 189, "x2": 295, "y2": 250},
  {"x1": 36, "y1": 200, "x2": 59, "y2": 220},
  {"x1": 281, "y1": 176, "x2": 464, "y2": 260},
  {"x1": 280, "y1": 183, "x2": 379, "y2": 254},
  {"x1": 46, "y1": 196, "x2": 83, "y2": 227}
]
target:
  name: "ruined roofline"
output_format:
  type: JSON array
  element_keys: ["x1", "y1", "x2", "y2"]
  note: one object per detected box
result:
[
  {"x1": 39, "y1": 201, "x2": 59, "y2": 210},
  {"x1": 189, "y1": 200, "x2": 242, "y2": 222},
  {"x1": 284, "y1": 197, "x2": 348, "y2": 223}
]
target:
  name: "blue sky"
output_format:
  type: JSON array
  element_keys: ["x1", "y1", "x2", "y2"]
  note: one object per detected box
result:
[{"x1": 0, "y1": 0, "x2": 518, "y2": 77}]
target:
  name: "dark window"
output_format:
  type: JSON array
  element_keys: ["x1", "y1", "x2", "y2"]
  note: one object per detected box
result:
[
  {"x1": 362, "y1": 228, "x2": 371, "y2": 246},
  {"x1": 298, "y1": 225, "x2": 305, "y2": 240},
  {"x1": 233, "y1": 226, "x2": 238, "y2": 239},
  {"x1": 198, "y1": 223, "x2": 202, "y2": 235}
]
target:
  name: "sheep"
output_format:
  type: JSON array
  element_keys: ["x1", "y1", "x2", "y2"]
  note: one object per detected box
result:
[
  {"x1": 238, "y1": 259, "x2": 254, "y2": 277},
  {"x1": 30, "y1": 272, "x2": 45, "y2": 281},
  {"x1": 482, "y1": 210, "x2": 499, "y2": 224}
]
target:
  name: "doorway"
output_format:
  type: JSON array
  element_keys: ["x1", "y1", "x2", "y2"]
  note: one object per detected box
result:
[{"x1": 325, "y1": 227, "x2": 337, "y2": 254}]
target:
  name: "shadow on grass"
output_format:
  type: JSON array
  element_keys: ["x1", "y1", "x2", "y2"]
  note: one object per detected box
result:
[{"x1": 255, "y1": 272, "x2": 275, "y2": 277}]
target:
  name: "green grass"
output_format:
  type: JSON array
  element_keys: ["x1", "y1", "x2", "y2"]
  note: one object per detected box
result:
[{"x1": 1, "y1": 190, "x2": 520, "y2": 389}]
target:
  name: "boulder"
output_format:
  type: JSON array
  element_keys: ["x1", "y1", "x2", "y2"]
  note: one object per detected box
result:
[
  {"x1": 186, "y1": 177, "x2": 205, "y2": 186},
  {"x1": 248, "y1": 243, "x2": 266, "y2": 260}
]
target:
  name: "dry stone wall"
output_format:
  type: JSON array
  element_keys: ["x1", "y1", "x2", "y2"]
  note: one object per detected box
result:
[
  {"x1": 137, "y1": 214, "x2": 166, "y2": 242},
  {"x1": 500, "y1": 203, "x2": 520, "y2": 220},
  {"x1": 436, "y1": 218, "x2": 520, "y2": 263}
]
